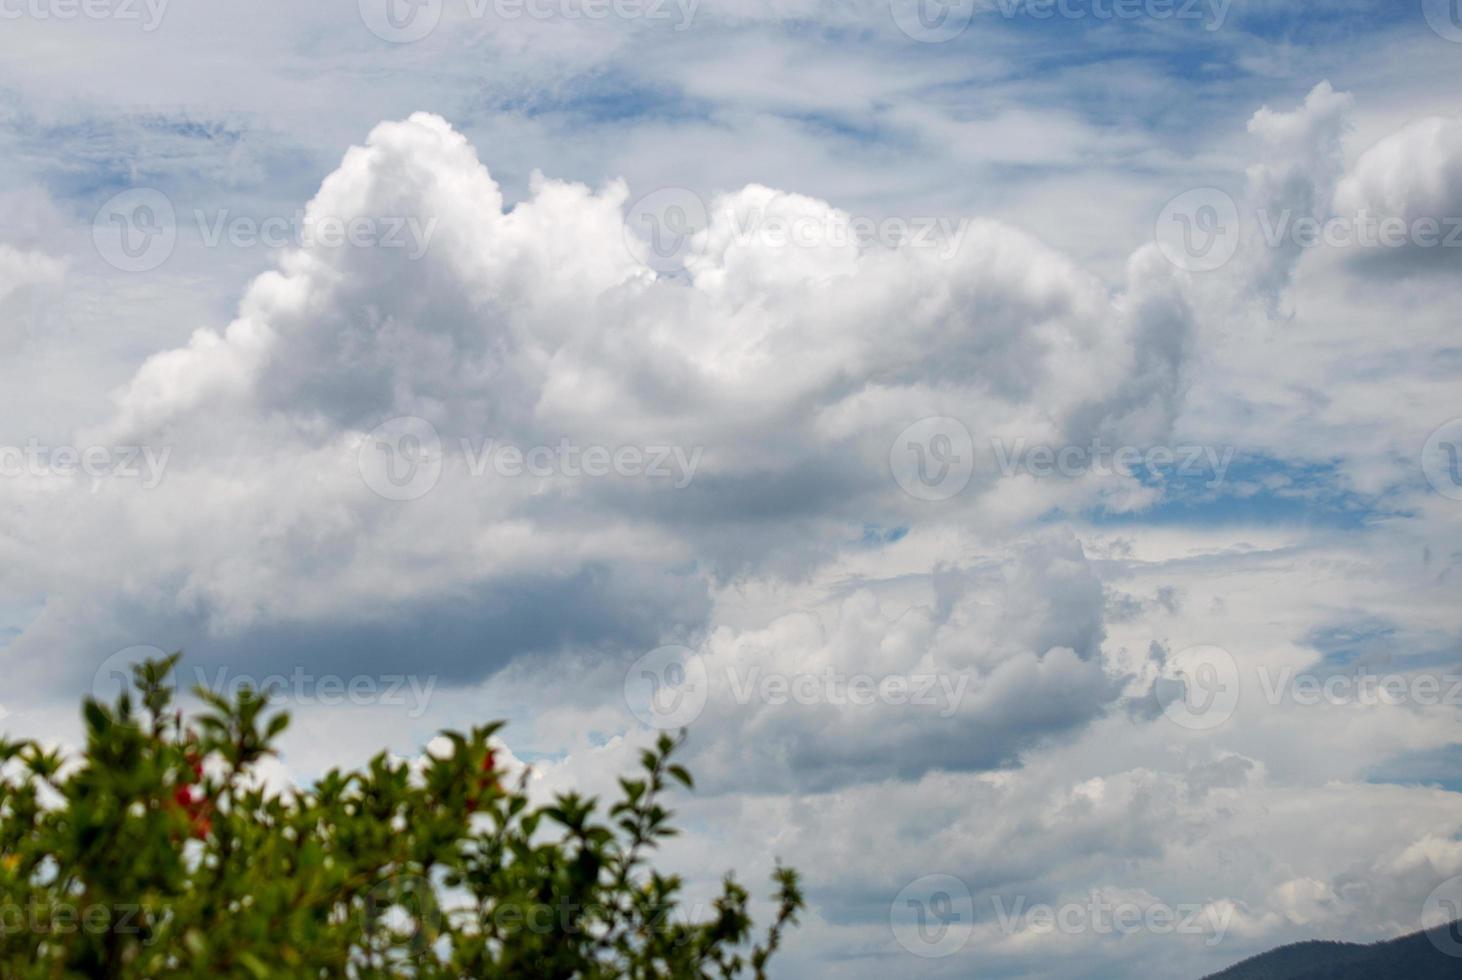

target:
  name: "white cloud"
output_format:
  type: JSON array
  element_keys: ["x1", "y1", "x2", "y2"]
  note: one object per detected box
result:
[
  {"x1": 1334, "y1": 114, "x2": 1462, "y2": 225},
  {"x1": 3, "y1": 9, "x2": 1462, "y2": 976}
]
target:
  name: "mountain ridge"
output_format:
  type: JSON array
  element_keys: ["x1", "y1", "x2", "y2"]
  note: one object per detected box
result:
[{"x1": 1202, "y1": 921, "x2": 1462, "y2": 979}]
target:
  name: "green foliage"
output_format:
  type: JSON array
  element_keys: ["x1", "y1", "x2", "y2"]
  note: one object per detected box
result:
[{"x1": 0, "y1": 655, "x2": 802, "y2": 978}]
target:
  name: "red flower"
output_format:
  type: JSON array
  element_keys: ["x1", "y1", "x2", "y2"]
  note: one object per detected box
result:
[
  {"x1": 466, "y1": 749, "x2": 499, "y2": 814},
  {"x1": 170, "y1": 759, "x2": 213, "y2": 840}
]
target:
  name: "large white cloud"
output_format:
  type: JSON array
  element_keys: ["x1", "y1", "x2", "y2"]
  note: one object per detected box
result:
[
  {"x1": 1334, "y1": 115, "x2": 1462, "y2": 229},
  {"x1": 2, "y1": 40, "x2": 1462, "y2": 978},
  {"x1": 0, "y1": 111, "x2": 1197, "y2": 705}
]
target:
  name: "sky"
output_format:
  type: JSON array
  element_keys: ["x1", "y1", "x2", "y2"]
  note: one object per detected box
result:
[{"x1": 2, "y1": 0, "x2": 1462, "y2": 976}]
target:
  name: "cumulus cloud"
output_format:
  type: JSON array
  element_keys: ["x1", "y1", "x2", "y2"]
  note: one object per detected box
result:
[
  {"x1": 2, "y1": 112, "x2": 1196, "y2": 703},
  {"x1": 1333, "y1": 116, "x2": 1462, "y2": 226},
  {"x1": 1330, "y1": 114, "x2": 1462, "y2": 272},
  {"x1": 680, "y1": 531, "x2": 1121, "y2": 792},
  {"x1": 4, "y1": 66, "x2": 1462, "y2": 980},
  {"x1": 1241, "y1": 80, "x2": 1354, "y2": 306}
]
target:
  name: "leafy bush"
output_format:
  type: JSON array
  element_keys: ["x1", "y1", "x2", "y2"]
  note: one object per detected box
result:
[{"x1": 0, "y1": 656, "x2": 802, "y2": 978}]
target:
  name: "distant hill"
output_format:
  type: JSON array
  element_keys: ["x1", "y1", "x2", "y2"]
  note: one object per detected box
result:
[{"x1": 1203, "y1": 922, "x2": 1462, "y2": 979}]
